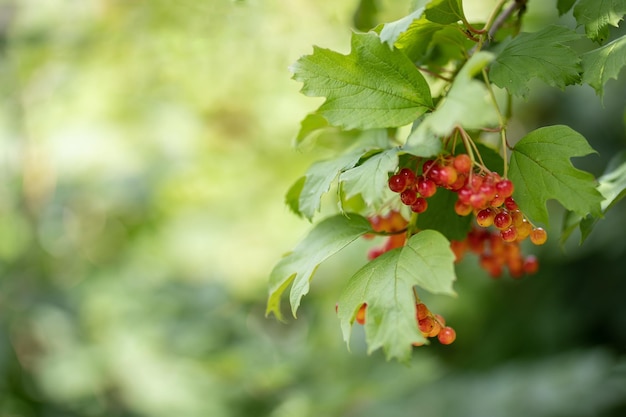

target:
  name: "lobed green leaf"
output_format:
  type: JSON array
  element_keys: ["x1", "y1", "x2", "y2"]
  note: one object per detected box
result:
[
  {"x1": 337, "y1": 230, "x2": 456, "y2": 362},
  {"x1": 557, "y1": 0, "x2": 578, "y2": 15},
  {"x1": 339, "y1": 148, "x2": 399, "y2": 207},
  {"x1": 561, "y1": 151, "x2": 626, "y2": 244},
  {"x1": 266, "y1": 214, "x2": 372, "y2": 320},
  {"x1": 581, "y1": 35, "x2": 626, "y2": 98},
  {"x1": 424, "y1": 0, "x2": 466, "y2": 24},
  {"x1": 406, "y1": 51, "x2": 498, "y2": 153},
  {"x1": 290, "y1": 32, "x2": 433, "y2": 130},
  {"x1": 290, "y1": 151, "x2": 365, "y2": 220},
  {"x1": 489, "y1": 26, "x2": 582, "y2": 98},
  {"x1": 573, "y1": 0, "x2": 626, "y2": 44},
  {"x1": 508, "y1": 125, "x2": 604, "y2": 226}
]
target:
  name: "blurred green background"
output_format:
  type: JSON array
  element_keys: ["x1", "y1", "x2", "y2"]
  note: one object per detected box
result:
[{"x1": 0, "y1": 0, "x2": 625, "y2": 416}]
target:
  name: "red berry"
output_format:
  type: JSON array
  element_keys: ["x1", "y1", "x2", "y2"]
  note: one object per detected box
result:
[
  {"x1": 400, "y1": 188, "x2": 418, "y2": 205},
  {"x1": 496, "y1": 179, "x2": 514, "y2": 198},
  {"x1": 490, "y1": 194, "x2": 505, "y2": 207},
  {"x1": 453, "y1": 154, "x2": 472, "y2": 174},
  {"x1": 418, "y1": 317, "x2": 434, "y2": 335},
  {"x1": 494, "y1": 211, "x2": 512, "y2": 230},
  {"x1": 439, "y1": 165, "x2": 458, "y2": 187},
  {"x1": 416, "y1": 303, "x2": 429, "y2": 320},
  {"x1": 469, "y1": 192, "x2": 488, "y2": 210},
  {"x1": 417, "y1": 177, "x2": 437, "y2": 198},
  {"x1": 388, "y1": 174, "x2": 407, "y2": 193},
  {"x1": 523, "y1": 255, "x2": 539, "y2": 274},
  {"x1": 454, "y1": 200, "x2": 473, "y2": 216},
  {"x1": 476, "y1": 208, "x2": 495, "y2": 227},
  {"x1": 504, "y1": 196, "x2": 518, "y2": 211},
  {"x1": 410, "y1": 197, "x2": 428, "y2": 213},
  {"x1": 399, "y1": 168, "x2": 416, "y2": 185},
  {"x1": 438, "y1": 326, "x2": 456, "y2": 345},
  {"x1": 501, "y1": 226, "x2": 518, "y2": 242}
]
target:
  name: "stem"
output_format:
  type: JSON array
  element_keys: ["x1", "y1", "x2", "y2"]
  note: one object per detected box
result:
[
  {"x1": 417, "y1": 66, "x2": 453, "y2": 82},
  {"x1": 474, "y1": 0, "x2": 508, "y2": 51},
  {"x1": 488, "y1": 0, "x2": 527, "y2": 40},
  {"x1": 406, "y1": 212, "x2": 419, "y2": 239},
  {"x1": 481, "y1": 68, "x2": 510, "y2": 177},
  {"x1": 412, "y1": 286, "x2": 421, "y2": 303}
]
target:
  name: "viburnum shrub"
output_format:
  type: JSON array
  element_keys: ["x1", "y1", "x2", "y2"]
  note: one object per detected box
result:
[{"x1": 266, "y1": 0, "x2": 626, "y2": 362}]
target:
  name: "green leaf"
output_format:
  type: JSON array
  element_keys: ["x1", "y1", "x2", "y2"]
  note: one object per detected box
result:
[
  {"x1": 295, "y1": 113, "x2": 331, "y2": 146},
  {"x1": 294, "y1": 151, "x2": 365, "y2": 220},
  {"x1": 557, "y1": 0, "x2": 577, "y2": 15},
  {"x1": 508, "y1": 125, "x2": 604, "y2": 226},
  {"x1": 395, "y1": 17, "x2": 446, "y2": 63},
  {"x1": 416, "y1": 188, "x2": 473, "y2": 240},
  {"x1": 339, "y1": 149, "x2": 399, "y2": 207},
  {"x1": 406, "y1": 52, "x2": 498, "y2": 151},
  {"x1": 337, "y1": 230, "x2": 456, "y2": 362},
  {"x1": 424, "y1": 0, "x2": 466, "y2": 24},
  {"x1": 285, "y1": 176, "x2": 305, "y2": 215},
  {"x1": 266, "y1": 214, "x2": 372, "y2": 320},
  {"x1": 379, "y1": 8, "x2": 425, "y2": 46},
  {"x1": 573, "y1": 0, "x2": 626, "y2": 43},
  {"x1": 291, "y1": 32, "x2": 433, "y2": 130},
  {"x1": 562, "y1": 151, "x2": 626, "y2": 244},
  {"x1": 581, "y1": 35, "x2": 626, "y2": 98},
  {"x1": 475, "y1": 143, "x2": 505, "y2": 175},
  {"x1": 352, "y1": 0, "x2": 379, "y2": 31},
  {"x1": 489, "y1": 26, "x2": 582, "y2": 98}
]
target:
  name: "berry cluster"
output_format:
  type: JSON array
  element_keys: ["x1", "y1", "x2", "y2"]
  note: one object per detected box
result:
[
  {"x1": 346, "y1": 301, "x2": 456, "y2": 346},
  {"x1": 451, "y1": 227, "x2": 540, "y2": 278},
  {"x1": 388, "y1": 154, "x2": 548, "y2": 246},
  {"x1": 414, "y1": 302, "x2": 456, "y2": 345},
  {"x1": 365, "y1": 211, "x2": 408, "y2": 260}
]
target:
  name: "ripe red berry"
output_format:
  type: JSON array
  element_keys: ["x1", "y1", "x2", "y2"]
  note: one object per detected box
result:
[
  {"x1": 476, "y1": 208, "x2": 496, "y2": 227},
  {"x1": 401, "y1": 188, "x2": 418, "y2": 205},
  {"x1": 388, "y1": 174, "x2": 407, "y2": 193},
  {"x1": 496, "y1": 179, "x2": 514, "y2": 198},
  {"x1": 410, "y1": 197, "x2": 428, "y2": 213},
  {"x1": 439, "y1": 165, "x2": 458, "y2": 187},
  {"x1": 399, "y1": 168, "x2": 416, "y2": 186},
  {"x1": 523, "y1": 255, "x2": 539, "y2": 274},
  {"x1": 494, "y1": 211, "x2": 512, "y2": 230},
  {"x1": 417, "y1": 177, "x2": 437, "y2": 198},
  {"x1": 453, "y1": 154, "x2": 472, "y2": 174},
  {"x1": 504, "y1": 196, "x2": 518, "y2": 211},
  {"x1": 416, "y1": 303, "x2": 429, "y2": 320},
  {"x1": 501, "y1": 226, "x2": 518, "y2": 242},
  {"x1": 438, "y1": 326, "x2": 456, "y2": 345},
  {"x1": 490, "y1": 194, "x2": 505, "y2": 207},
  {"x1": 454, "y1": 200, "x2": 473, "y2": 216}
]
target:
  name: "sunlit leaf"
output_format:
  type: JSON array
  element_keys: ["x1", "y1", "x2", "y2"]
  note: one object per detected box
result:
[
  {"x1": 339, "y1": 148, "x2": 399, "y2": 207},
  {"x1": 406, "y1": 51, "x2": 498, "y2": 154},
  {"x1": 266, "y1": 214, "x2": 372, "y2": 320},
  {"x1": 425, "y1": 0, "x2": 466, "y2": 24},
  {"x1": 337, "y1": 230, "x2": 456, "y2": 362},
  {"x1": 291, "y1": 32, "x2": 433, "y2": 130},
  {"x1": 290, "y1": 151, "x2": 365, "y2": 220}
]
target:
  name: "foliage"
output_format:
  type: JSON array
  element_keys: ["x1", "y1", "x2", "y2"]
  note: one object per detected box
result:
[
  {"x1": 268, "y1": 0, "x2": 626, "y2": 362},
  {"x1": 1, "y1": 1, "x2": 626, "y2": 416}
]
